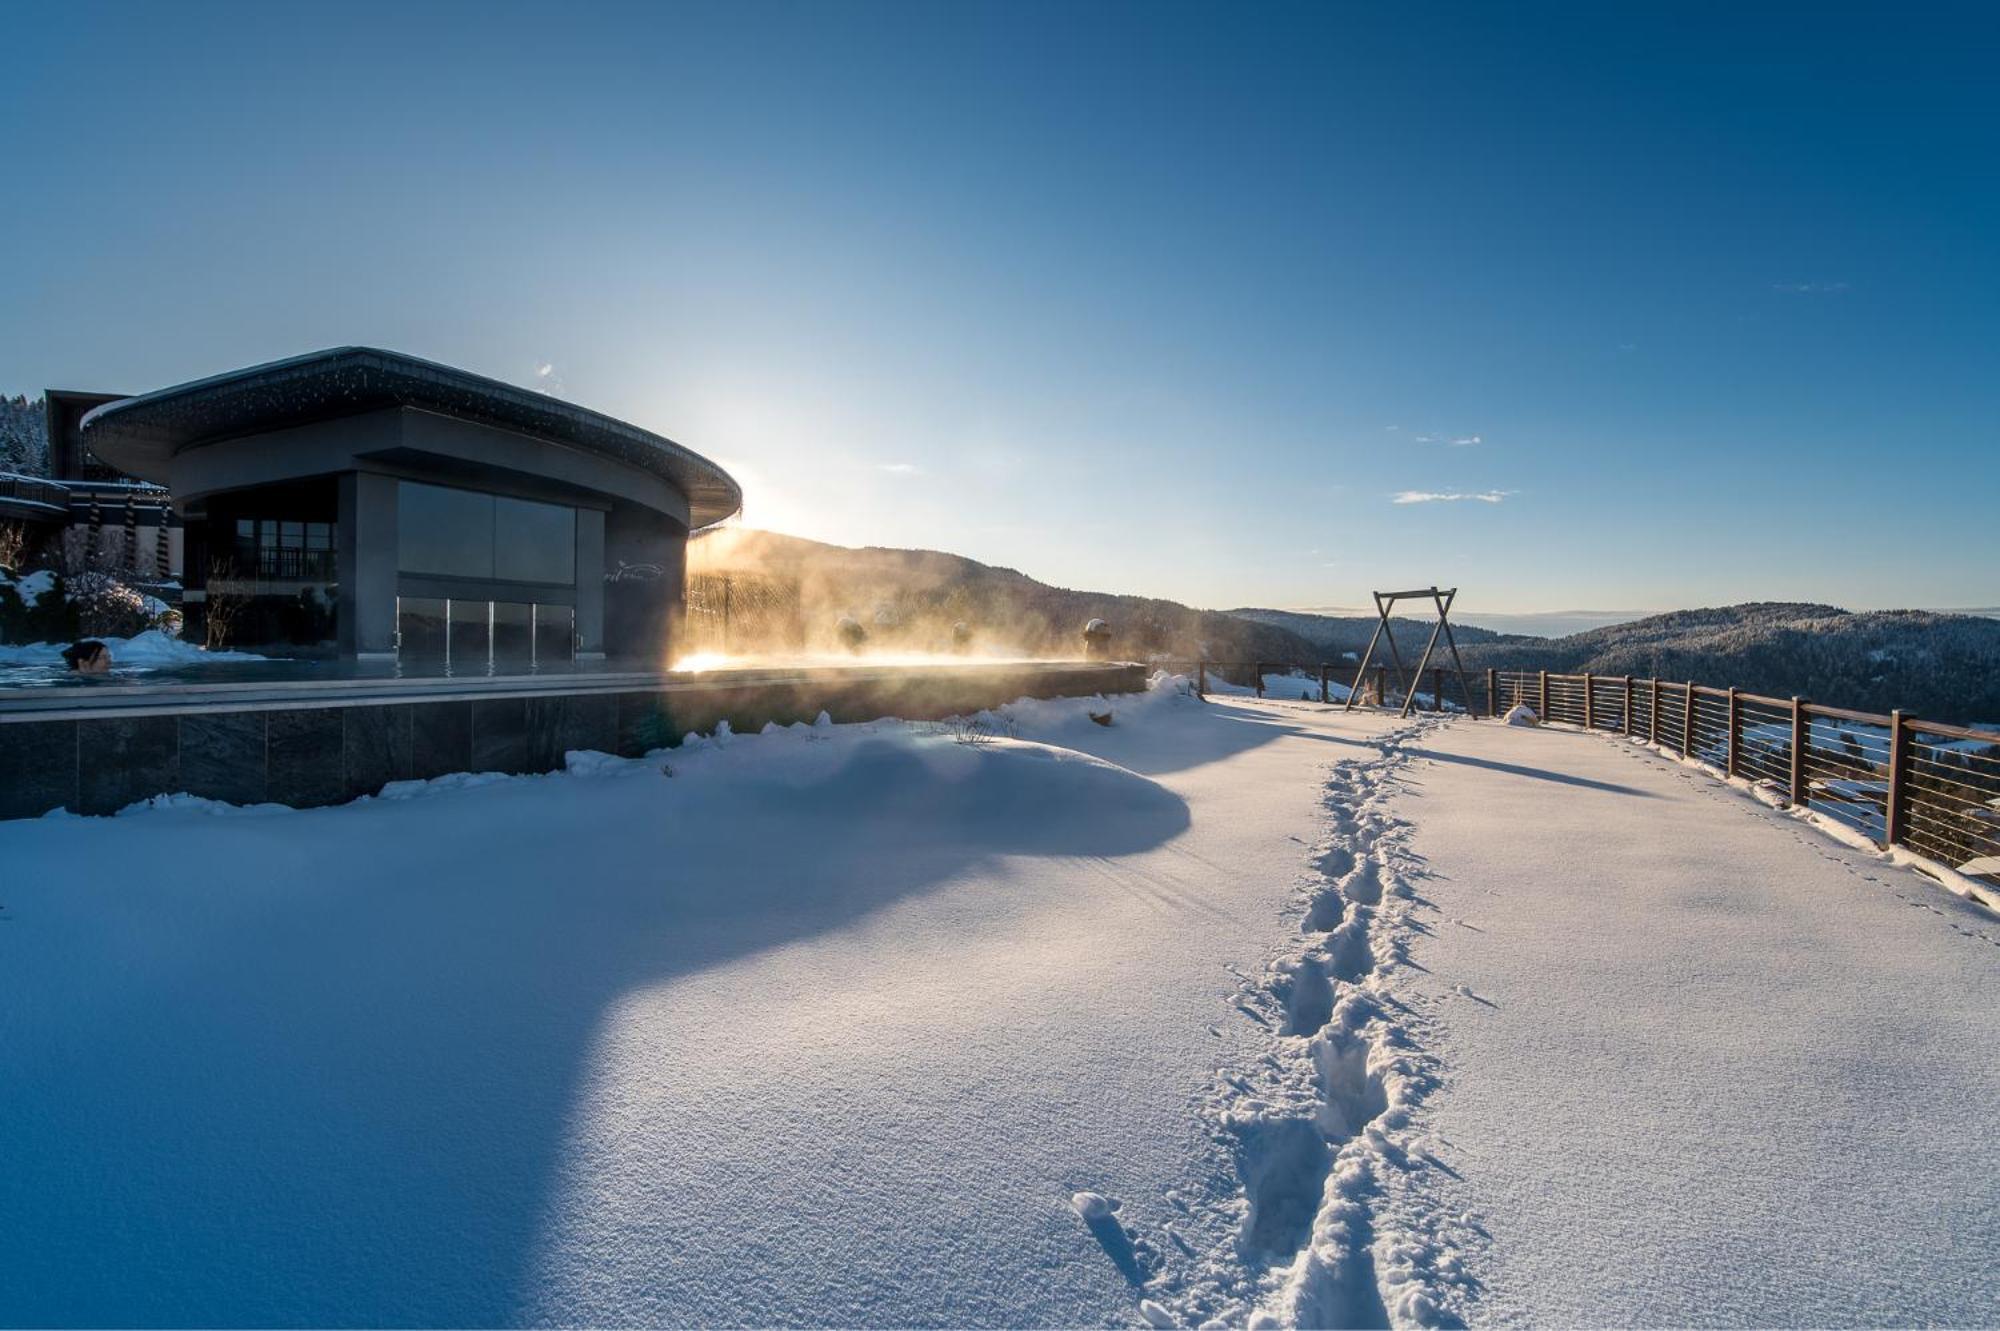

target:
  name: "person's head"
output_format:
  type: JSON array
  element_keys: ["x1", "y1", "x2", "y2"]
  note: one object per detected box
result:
[{"x1": 62, "y1": 639, "x2": 111, "y2": 675}]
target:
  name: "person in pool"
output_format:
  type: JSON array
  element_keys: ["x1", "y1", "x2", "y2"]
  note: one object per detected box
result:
[{"x1": 62, "y1": 639, "x2": 112, "y2": 675}]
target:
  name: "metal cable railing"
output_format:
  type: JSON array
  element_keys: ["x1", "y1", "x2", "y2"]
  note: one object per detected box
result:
[{"x1": 1489, "y1": 669, "x2": 1999, "y2": 891}]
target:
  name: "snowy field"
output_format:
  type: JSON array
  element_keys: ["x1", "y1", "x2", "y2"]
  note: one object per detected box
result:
[{"x1": 1, "y1": 680, "x2": 1995, "y2": 1327}]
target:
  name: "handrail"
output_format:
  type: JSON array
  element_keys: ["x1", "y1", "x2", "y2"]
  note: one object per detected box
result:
[
  {"x1": 1161, "y1": 658, "x2": 1997, "y2": 889},
  {"x1": 1491, "y1": 668, "x2": 1998, "y2": 890}
]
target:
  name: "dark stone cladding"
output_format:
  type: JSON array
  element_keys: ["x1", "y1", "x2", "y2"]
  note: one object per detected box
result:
[{"x1": 0, "y1": 663, "x2": 1148, "y2": 821}]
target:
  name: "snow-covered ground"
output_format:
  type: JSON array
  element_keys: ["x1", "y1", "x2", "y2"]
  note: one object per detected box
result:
[
  {"x1": 1, "y1": 683, "x2": 1993, "y2": 1326},
  {"x1": 0, "y1": 628, "x2": 261, "y2": 668},
  {"x1": 1382, "y1": 721, "x2": 2000, "y2": 1326}
]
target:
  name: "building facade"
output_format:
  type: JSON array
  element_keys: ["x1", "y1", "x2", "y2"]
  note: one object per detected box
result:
[
  {"x1": 79, "y1": 347, "x2": 741, "y2": 665},
  {"x1": 0, "y1": 390, "x2": 182, "y2": 588}
]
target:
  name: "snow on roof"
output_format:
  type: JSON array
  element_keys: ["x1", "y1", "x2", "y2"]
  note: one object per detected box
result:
[{"x1": 80, "y1": 346, "x2": 743, "y2": 527}]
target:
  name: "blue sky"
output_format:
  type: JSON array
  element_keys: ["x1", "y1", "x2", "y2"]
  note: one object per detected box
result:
[{"x1": 3, "y1": 1, "x2": 1995, "y2": 616}]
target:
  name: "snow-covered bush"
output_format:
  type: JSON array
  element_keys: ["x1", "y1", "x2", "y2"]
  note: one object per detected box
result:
[
  {"x1": 0, "y1": 567, "x2": 78, "y2": 644},
  {"x1": 63, "y1": 570, "x2": 162, "y2": 639}
]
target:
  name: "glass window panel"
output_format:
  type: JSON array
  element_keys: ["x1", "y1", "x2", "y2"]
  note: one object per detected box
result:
[
  {"x1": 493, "y1": 496, "x2": 575, "y2": 585},
  {"x1": 398, "y1": 482, "x2": 495, "y2": 579},
  {"x1": 397, "y1": 596, "x2": 448, "y2": 660},
  {"x1": 306, "y1": 522, "x2": 333, "y2": 550},
  {"x1": 448, "y1": 599, "x2": 491, "y2": 672},
  {"x1": 492, "y1": 601, "x2": 533, "y2": 667},
  {"x1": 533, "y1": 604, "x2": 574, "y2": 664},
  {"x1": 280, "y1": 521, "x2": 304, "y2": 549},
  {"x1": 235, "y1": 518, "x2": 255, "y2": 540}
]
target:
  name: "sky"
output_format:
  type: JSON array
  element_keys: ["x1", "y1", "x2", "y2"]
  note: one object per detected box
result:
[{"x1": 3, "y1": 1, "x2": 1996, "y2": 617}]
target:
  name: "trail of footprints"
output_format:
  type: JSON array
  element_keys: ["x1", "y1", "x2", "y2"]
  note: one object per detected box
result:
[{"x1": 1181, "y1": 721, "x2": 1468, "y2": 1329}]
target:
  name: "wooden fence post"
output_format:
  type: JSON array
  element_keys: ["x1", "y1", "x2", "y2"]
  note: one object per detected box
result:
[
  {"x1": 1196, "y1": 661, "x2": 1207, "y2": 698},
  {"x1": 1539, "y1": 670, "x2": 1549, "y2": 721},
  {"x1": 1319, "y1": 663, "x2": 1330, "y2": 705},
  {"x1": 1487, "y1": 667, "x2": 1498, "y2": 719},
  {"x1": 1431, "y1": 668, "x2": 1443, "y2": 712},
  {"x1": 1254, "y1": 665, "x2": 1265, "y2": 700},
  {"x1": 1623, "y1": 676, "x2": 1634, "y2": 736},
  {"x1": 1649, "y1": 678, "x2": 1660, "y2": 745},
  {"x1": 1582, "y1": 672, "x2": 1594, "y2": 730},
  {"x1": 1683, "y1": 681, "x2": 1696, "y2": 758},
  {"x1": 1789, "y1": 697, "x2": 1808, "y2": 807},
  {"x1": 1885, "y1": 709, "x2": 1912, "y2": 849},
  {"x1": 1726, "y1": 686, "x2": 1741, "y2": 778}
]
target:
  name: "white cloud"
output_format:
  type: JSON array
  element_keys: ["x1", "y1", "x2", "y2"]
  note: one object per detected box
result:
[
  {"x1": 1772, "y1": 281, "x2": 1850, "y2": 294},
  {"x1": 1392, "y1": 489, "x2": 1512, "y2": 505},
  {"x1": 879, "y1": 462, "x2": 920, "y2": 474},
  {"x1": 1449, "y1": 435, "x2": 1482, "y2": 447},
  {"x1": 536, "y1": 362, "x2": 554, "y2": 377}
]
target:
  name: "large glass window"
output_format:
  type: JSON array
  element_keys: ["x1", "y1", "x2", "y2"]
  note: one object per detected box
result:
[
  {"x1": 494, "y1": 496, "x2": 576, "y2": 584},
  {"x1": 397, "y1": 482, "x2": 576, "y2": 587},
  {"x1": 230, "y1": 517, "x2": 335, "y2": 581},
  {"x1": 398, "y1": 482, "x2": 496, "y2": 580}
]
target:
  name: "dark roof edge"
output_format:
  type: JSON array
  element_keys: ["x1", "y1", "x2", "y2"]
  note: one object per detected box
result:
[{"x1": 79, "y1": 346, "x2": 743, "y2": 526}]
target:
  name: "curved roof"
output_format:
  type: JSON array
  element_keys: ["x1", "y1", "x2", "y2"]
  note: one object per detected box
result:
[{"x1": 79, "y1": 346, "x2": 743, "y2": 527}]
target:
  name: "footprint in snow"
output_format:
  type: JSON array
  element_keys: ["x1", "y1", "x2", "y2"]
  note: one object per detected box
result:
[{"x1": 1070, "y1": 1191, "x2": 1115, "y2": 1221}]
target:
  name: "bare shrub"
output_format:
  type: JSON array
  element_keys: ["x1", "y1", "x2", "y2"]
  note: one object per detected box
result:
[
  {"x1": 920, "y1": 714, "x2": 1010, "y2": 746},
  {"x1": 204, "y1": 558, "x2": 248, "y2": 651}
]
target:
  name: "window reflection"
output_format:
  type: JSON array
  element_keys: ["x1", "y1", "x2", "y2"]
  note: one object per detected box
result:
[
  {"x1": 397, "y1": 597, "x2": 576, "y2": 671},
  {"x1": 448, "y1": 600, "x2": 490, "y2": 671},
  {"x1": 397, "y1": 597, "x2": 448, "y2": 659},
  {"x1": 492, "y1": 601, "x2": 534, "y2": 666},
  {"x1": 397, "y1": 482, "x2": 576, "y2": 587},
  {"x1": 533, "y1": 604, "x2": 574, "y2": 664},
  {"x1": 233, "y1": 517, "x2": 335, "y2": 581}
]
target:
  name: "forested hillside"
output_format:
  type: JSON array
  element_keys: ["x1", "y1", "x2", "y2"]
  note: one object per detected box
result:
[
  {"x1": 692, "y1": 533, "x2": 1998, "y2": 722},
  {"x1": 686, "y1": 528, "x2": 1318, "y2": 665},
  {"x1": 0, "y1": 395, "x2": 46, "y2": 474},
  {"x1": 1446, "y1": 603, "x2": 2000, "y2": 724},
  {"x1": 1230, "y1": 606, "x2": 1513, "y2": 660}
]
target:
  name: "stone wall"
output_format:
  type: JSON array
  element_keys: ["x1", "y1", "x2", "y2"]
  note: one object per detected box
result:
[{"x1": 0, "y1": 662, "x2": 1148, "y2": 819}]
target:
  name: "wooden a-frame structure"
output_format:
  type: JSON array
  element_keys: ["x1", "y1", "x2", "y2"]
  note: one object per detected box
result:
[{"x1": 1342, "y1": 586, "x2": 1478, "y2": 717}]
